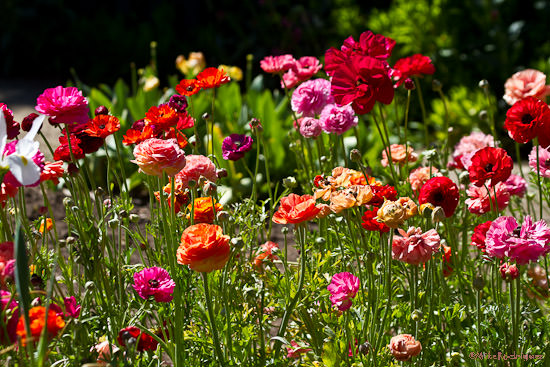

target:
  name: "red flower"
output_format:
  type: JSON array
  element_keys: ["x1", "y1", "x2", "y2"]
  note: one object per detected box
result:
[
  {"x1": 504, "y1": 96, "x2": 550, "y2": 145},
  {"x1": 369, "y1": 184, "x2": 398, "y2": 206},
  {"x1": 331, "y1": 55, "x2": 394, "y2": 115},
  {"x1": 1, "y1": 103, "x2": 20, "y2": 139},
  {"x1": 471, "y1": 221, "x2": 492, "y2": 252},
  {"x1": 175, "y1": 79, "x2": 202, "y2": 96},
  {"x1": 254, "y1": 241, "x2": 280, "y2": 269},
  {"x1": 118, "y1": 326, "x2": 158, "y2": 352},
  {"x1": 442, "y1": 244, "x2": 453, "y2": 277},
  {"x1": 53, "y1": 133, "x2": 84, "y2": 162},
  {"x1": 392, "y1": 54, "x2": 435, "y2": 87},
  {"x1": 145, "y1": 104, "x2": 180, "y2": 131},
  {"x1": 361, "y1": 207, "x2": 390, "y2": 233},
  {"x1": 84, "y1": 115, "x2": 121, "y2": 138},
  {"x1": 123, "y1": 125, "x2": 155, "y2": 146},
  {"x1": 176, "y1": 111, "x2": 195, "y2": 130},
  {"x1": 197, "y1": 67, "x2": 231, "y2": 89},
  {"x1": 468, "y1": 147, "x2": 513, "y2": 187},
  {"x1": 272, "y1": 194, "x2": 321, "y2": 225},
  {"x1": 418, "y1": 176, "x2": 460, "y2": 217}
]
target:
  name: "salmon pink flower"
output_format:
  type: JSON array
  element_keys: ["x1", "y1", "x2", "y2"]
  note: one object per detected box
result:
[
  {"x1": 468, "y1": 147, "x2": 513, "y2": 187},
  {"x1": 175, "y1": 154, "x2": 217, "y2": 188},
  {"x1": 221, "y1": 134, "x2": 253, "y2": 161},
  {"x1": 35, "y1": 86, "x2": 90, "y2": 126},
  {"x1": 272, "y1": 194, "x2": 321, "y2": 225},
  {"x1": 504, "y1": 96, "x2": 550, "y2": 145},
  {"x1": 133, "y1": 267, "x2": 175, "y2": 302},
  {"x1": 381, "y1": 144, "x2": 418, "y2": 167},
  {"x1": 260, "y1": 54, "x2": 296, "y2": 74},
  {"x1": 291, "y1": 78, "x2": 333, "y2": 117},
  {"x1": 132, "y1": 138, "x2": 186, "y2": 177},
  {"x1": 528, "y1": 145, "x2": 550, "y2": 178},
  {"x1": 392, "y1": 54, "x2": 435, "y2": 87},
  {"x1": 327, "y1": 272, "x2": 360, "y2": 311},
  {"x1": 408, "y1": 166, "x2": 440, "y2": 192},
  {"x1": 471, "y1": 221, "x2": 492, "y2": 252},
  {"x1": 466, "y1": 182, "x2": 510, "y2": 215},
  {"x1": 91, "y1": 340, "x2": 119, "y2": 365},
  {"x1": 320, "y1": 104, "x2": 358, "y2": 135},
  {"x1": 418, "y1": 176, "x2": 459, "y2": 217},
  {"x1": 392, "y1": 227, "x2": 441, "y2": 265},
  {"x1": 503, "y1": 69, "x2": 550, "y2": 106},
  {"x1": 177, "y1": 223, "x2": 230, "y2": 272},
  {"x1": 388, "y1": 334, "x2": 422, "y2": 361}
]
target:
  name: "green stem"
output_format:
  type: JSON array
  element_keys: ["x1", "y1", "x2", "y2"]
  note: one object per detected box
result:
[
  {"x1": 202, "y1": 272, "x2": 226, "y2": 366},
  {"x1": 413, "y1": 76, "x2": 429, "y2": 147},
  {"x1": 535, "y1": 139, "x2": 543, "y2": 219}
]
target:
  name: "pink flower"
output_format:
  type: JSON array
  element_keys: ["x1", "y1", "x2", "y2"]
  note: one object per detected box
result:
[
  {"x1": 392, "y1": 227, "x2": 441, "y2": 265},
  {"x1": 486, "y1": 216, "x2": 550, "y2": 264},
  {"x1": 449, "y1": 131, "x2": 494, "y2": 170},
  {"x1": 465, "y1": 182, "x2": 510, "y2": 215},
  {"x1": 504, "y1": 174, "x2": 527, "y2": 197},
  {"x1": 292, "y1": 56, "x2": 323, "y2": 79},
  {"x1": 132, "y1": 138, "x2": 186, "y2": 177},
  {"x1": 381, "y1": 144, "x2": 418, "y2": 167},
  {"x1": 291, "y1": 78, "x2": 333, "y2": 117},
  {"x1": 90, "y1": 340, "x2": 119, "y2": 365},
  {"x1": 297, "y1": 117, "x2": 322, "y2": 138},
  {"x1": 35, "y1": 86, "x2": 90, "y2": 126},
  {"x1": 133, "y1": 266, "x2": 175, "y2": 302},
  {"x1": 63, "y1": 296, "x2": 81, "y2": 318},
  {"x1": 0, "y1": 290, "x2": 18, "y2": 345},
  {"x1": 260, "y1": 54, "x2": 296, "y2": 74},
  {"x1": 319, "y1": 104, "x2": 358, "y2": 135},
  {"x1": 503, "y1": 69, "x2": 550, "y2": 106},
  {"x1": 408, "y1": 166, "x2": 440, "y2": 192},
  {"x1": 528, "y1": 145, "x2": 550, "y2": 178},
  {"x1": 281, "y1": 69, "x2": 300, "y2": 89},
  {"x1": 286, "y1": 340, "x2": 312, "y2": 359},
  {"x1": 327, "y1": 272, "x2": 360, "y2": 311},
  {"x1": 175, "y1": 154, "x2": 218, "y2": 188}
]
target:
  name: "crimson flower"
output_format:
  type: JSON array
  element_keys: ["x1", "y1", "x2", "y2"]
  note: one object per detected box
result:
[
  {"x1": 392, "y1": 54, "x2": 435, "y2": 87},
  {"x1": 331, "y1": 55, "x2": 394, "y2": 115},
  {"x1": 369, "y1": 184, "x2": 398, "y2": 206},
  {"x1": 118, "y1": 326, "x2": 158, "y2": 352},
  {"x1": 471, "y1": 221, "x2": 492, "y2": 252},
  {"x1": 504, "y1": 96, "x2": 550, "y2": 145},
  {"x1": 418, "y1": 176, "x2": 460, "y2": 217},
  {"x1": 361, "y1": 207, "x2": 390, "y2": 233},
  {"x1": 468, "y1": 147, "x2": 513, "y2": 187}
]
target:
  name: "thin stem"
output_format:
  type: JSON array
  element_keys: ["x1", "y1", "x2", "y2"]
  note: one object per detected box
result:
[
  {"x1": 413, "y1": 76, "x2": 429, "y2": 147},
  {"x1": 202, "y1": 272, "x2": 226, "y2": 366}
]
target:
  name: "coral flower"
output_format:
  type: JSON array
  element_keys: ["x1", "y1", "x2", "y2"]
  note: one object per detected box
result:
[
  {"x1": 471, "y1": 221, "x2": 492, "y2": 252},
  {"x1": 91, "y1": 340, "x2": 119, "y2": 365},
  {"x1": 177, "y1": 223, "x2": 231, "y2": 272},
  {"x1": 327, "y1": 272, "x2": 360, "y2": 311},
  {"x1": 408, "y1": 166, "x2": 440, "y2": 192},
  {"x1": 35, "y1": 86, "x2": 90, "y2": 125},
  {"x1": 486, "y1": 216, "x2": 550, "y2": 264},
  {"x1": 16, "y1": 306, "x2": 65, "y2": 345},
  {"x1": 504, "y1": 96, "x2": 550, "y2": 145},
  {"x1": 175, "y1": 79, "x2": 202, "y2": 96},
  {"x1": 40, "y1": 161, "x2": 64, "y2": 185},
  {"x1": 84, "y1": 114, "x2": 121, "y2": 138},
  {"x1": 196, "y1": 67, "x2": 231, "y2": 89},
  {"x1": 118, "y1": 326, "x2": 158, "y2": 352},
  {"x1": 133, "y1": 267, "x2": 175, "y2": 303},
  {"x1": 221, "y1": 134, "x2": 253, "y2": 161},
  {"x1": 187, "y1": 197, "x2": 223, "y2": 224},
  {"x1": 388, "y1": 334, "x2": 422, "y2": 361},
  {"x1": 320, "y1": 104, "x2": 358, "y2": 135},
  {"x1": 503, "y1": 69, "x2": 550, "y2": 106},
  {"x1": 254, "y1": 241, "x2": 279, "y2": 269},
  {"x1": 329, "y1": 185, "x2": 373, "y2": 213},
  {"x1": 392, "y1": 227, "x2": 441, "y2": 265},
  {"x1": 392, "y1": 54, "x2": 435, "y2": 87},
  {"x1": 145, "y1": 104, "x2": 180, "y2": 131},
  {"x1": 272, "y1": 194, "x2": 322, "y2": 225},
  {"x1": 175, "y1": 154, "x2": 218, "y2": 188},
  {"x1": 155, "y1": 180, "x2": 190, "y2": 213},
  {"x1": 361, "y1": 207, "x2": 390, "y2": 233},
  {"x1": 331, "y1": 55, "x2": 394, "y2": 115},
  {"x1": 466, "y1": 182, "x2": 510, "y2": 215},
  {"x1": 291, "y1": 78, "x2": 333, "y2": 117},
  {"x1": 132, "y1": 138, "x2": 186, "y2": 177},
  {"x1": 260, "y1": 54, "x2": 296, "y2": 74},
  {"x1": 468, "y1": 147, "x2": 513, "y2": 187},
  {"x1": 0, "y1": 290, "x2": 18, "y2": 345},
  {"x1": 418, "y1": 176, "x2": 460, "y2": 217},
  {"x1": 381, "y1": 144, "x2": 418, "y2": 167},
  {"x1": 528, "y1": 145, "x2": 550, "y2": 178}
]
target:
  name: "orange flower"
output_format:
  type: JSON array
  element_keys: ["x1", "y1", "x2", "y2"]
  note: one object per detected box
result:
[
  {"x1": 442, "y1": 244, "x2": 453, "y2": 277},
  {"x1": 396, "y1": 197, "x2": 418, "y2": 219},
  {"x1": 175, "y1": 79, "x2": 202, "y2": 96},
  {"x1": 154, "y1": 180, "x2": 190, "y2": 213},
  {"x1": 329, "y1": 185, "x2": 373, "y2": 213},
  {"x1": 177, "y1": 223, "x2": 231, "y2": 272},
  {"x1": 186, "y1": 197, "x2": 223, "y2": 224},
  {"x1": 16, "y1": 306, "x2": 65, "y2": 345},
  {"x1": 39, "y1": 218, "x2": 53, "y2": 233},
  {"x1": 196, "y1": 67, "x2": 231, "y2": 89},
  {"x1": 145, "y1": 105, "x2": 179, "y2": 131},
  {"x1": 272, "y1": 194, "x2": 321, "y2": 225},
  {"x1": 84, "y1": 115, "x2": 121, "y2": 138},
  {"x1": 123, "y1": 125, "x2": 155, "y2": 146},
  {"x1": 254, "y1": 241, "x2": 279, "y2": 270}
]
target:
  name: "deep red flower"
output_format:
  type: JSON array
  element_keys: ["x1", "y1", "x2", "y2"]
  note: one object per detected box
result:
[
  {"x1": 418, "y1": 176, "x2": 460, "y2": 217},
  {"x1": 0, "y1": 103, "x2": 20, "y2": 139},
  {"x1": 73, "y1": 127, "x2": 104, "y2": 154},
  {"x1": 176, "y1": 111, "x2": 195, "y2": 130},
  {"x1": 468, "y1": 147, "x2": 513, "y2": 187},
  {"x1": 197, "y1": 67, "x2": 231, "y2": 89},
  {"x1": 84, "y1": 115, "x2": 121, "y2": 138},
  {"x1": 53, "y1": 134, "x2": 85, "y2": 162},
  {"x1": 331, "y1": 55, "x2": 394, "y2": 115},
  {"x1": 471, "y1": 220, "x2": 492, "y2": 253},
  {"x1": 361, "y1": 207, "x2": 390, "y2": 233},
  {"x1": 504, "y1": 96, "x2": 550, "y2": 145},
  {"x1": 369, "y1": 184, "x2": 398, "y2": 206},
  {"x1": 175, "y1": 79, "x2": 202, "y2": 96},
  {"x1": 117, "y1": 326, "x2": 158, "y2": 352},
  {"x1": 392, "y1": 54, "x2": 435, "y2": 87}
]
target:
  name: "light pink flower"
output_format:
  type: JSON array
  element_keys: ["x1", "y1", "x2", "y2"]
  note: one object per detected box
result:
[
  {"x1": 528, "y1": 145, "x2": 550, "y2": 178},
  {"x1": 319, "y1": 103, "x2": 358, "y2": 134},
  {"x1": 503, "y1": 69, "x2": 550, "y2": 106},
  {"x1": 260, "y1": 54, "x2": 295, "y2": 74},
  {"x1": 175, "y1": 154, "x2": 217, "y2": 188},
  {"x1": 281, "y1": 69, "x2": 300, "y2": 89},
  {"x1": 381, "y1": 144, "x2": 418, "y2": 167},
  {"x1": 486, "y1": 216, "x2": 550, "y2": 264},
  {"x1": 449, "y1": 131, "x2": 494, "y2": 169},
  {"x1": 465, "y1": 182, "x2": 510, "y2": 215},
  {"x1": 286, "y1": 340, "x2": 312, "y2": 359},
  {"x1": 408, "y1": 166, "x2": 440, "y2": 192},
  {"x1": 90, "y1": 340, "x2": 119, "y2": 365},
  {"x1": 327, "y1": 272, "x2": 360, "y2": 311},
  {"x1": 504, "y1": 174, "x2": 527, "y2": 197},
  {"x1": 132, "y1": 138, "x2": 186, "y2": 177},
  {"x1": 297, "y1": 117, "x2": 322, "y2": 138},
  {"x1": 392, "y1": 227, "x2": 441, "y2": 265},
  {"x1": 133, "y1": 266, "x2": 175, "y2": 302},
  {"x1": 291, "y1": 78, "x2": 333, "y2": 117},
  {"x1": 292, "y1": 56, "x2": 323, "y2": 79},
  {"x1": 35, "y1": 86, "x2": 90, "y2": 125}
]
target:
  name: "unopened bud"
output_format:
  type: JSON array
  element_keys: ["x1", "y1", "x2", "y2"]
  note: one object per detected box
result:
[
  {"x1": 473, "y1": 276, "x2": 485, "y2": 290},
  {"x1": 119, "y1": 210, "x2": 128, "y2": 218},
  {"x1": 217, "y1": 211, "x2": 229, "y2": 222},
  {"x1": 432, "y1": 79, "x2": 442, "y2": 92},
  {"x1": 108, "y1": 218, "x2": 120, "y2": 228},
  {"x1": 231, "y1": 237, "x2": 244, "y2": 248},
  {"x1": 281, "y1": 227, "x2": 289, "y2": 235},
  {"x1": 66, "y1": 236, "x2": 76, "y2": 245},
  {"x1": 479, "y1": 110, "x2": 488, "y2": 120},
  {"x1": 204, "y1": 182, "x2": 217, "y2": 195},
  {"x1": 216, "y1": 168, "x2": 228, "y2": 178},
  {"x1": 358, "y1": 342, "x2": 371, "y2": 355},
  {"x1": 202, "y1": 112, "x2": 210, "y2": 121},
  {"x1": 478, "y1": 79, "x2": 489, "y2": 89},
  {"x1": 404, "y1": 78, "x2": 415, "y2": 90},
  {"x1": 500, "y1": 263, "x2": 520, "y2": 281},
  {"x1": 63, "y1": 197, "x2": 74, "y2": 207},
  {"x1": 129, "y1": 214, "x2": 140, "y2": 223},
  {"x1": 419, "y1": 203, "x2": 435, "y2": 218},
  {"x1": 95, "y1": 106, "x2": 109, "y2": 116},
  {"x1": 282, "y1": 176, "x2": 297, "y2": 189},
  {"x1": 315, "y1": 237, "x2": 326, "y2": 245},
  {"x1": 350, "y1": 149, "x2": 362, "y2": 163},
  {"x1": 411, "y1": 309, "x2": 423, "y2": 321},
  {"x1": 187, "y1": 179, "x2": 197, "y2": 189},
  {"x1": 431, "y1": 206, "x2": 446, "y2": 222}
]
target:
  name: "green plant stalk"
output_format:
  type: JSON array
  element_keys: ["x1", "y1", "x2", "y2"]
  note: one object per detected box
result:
[
  {"x1": 413, "y1": 76, "x2": 429, "y2": 147},
  {"x1": 259, "y1": 131, "x2": 275, "y2": 237},
  {"x1": 371, "y1": 111, "x2": 398, "y2": 184},
  {"x1": 535, "y1": 139, "x2": 543, "y2": 219},
  {"x1": 435, "y1": 88, "x2": 450, "y2": 166},
  {"x1": 202, "y1": 272, "x2": 226, "y2": 366},
  {"x1": 373, "y1": 231, "x2": 393, "y2": 356},
  {"x1": 210, "y1": 89, "x2": 216, "y2": 157}
]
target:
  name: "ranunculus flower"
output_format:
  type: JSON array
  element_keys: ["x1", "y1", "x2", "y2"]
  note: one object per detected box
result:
[
  {"x1": 388, "y1": 334, "x2": 422, "y2": 361},
  {"x1": 466, "y1": 182, "x2": 510, "y2": 215},
  {"x1": 503, "y1": 69, "x2": 550, "y2": 106},
  {"x1": 0, "y1": 290, "x2": 18, "y2": 345},
  {"x1": 0, "y1": 104, "x2": 20, "y2": 139},
  {"x1": 175, "y1": 79, "x2": 202, "y2": 96},
  {"x1": 292, "y1": 56, "x2": 323, "y2": 80},
  {"x1": 90, "y1": 340, "x2": 119, "y2": 365},
  {"x1": 260, "y1": 54, "x2": 296, "y2": 74},
  {"x1": 369, "y1": 184, "x2": 398, "y2": 206},
  {"x1": 361, "y1": 207, "x2": 390, "y2": 233},
  {"x1": 468, "y1": 147, "x2": 513, "y2": 187},
  {"x1": 35, "y1": 86, "x2": 90, "y2": 126},
  {"x1": 186, "y1": 197, "x2": 223, "y2": 224},
  {"x1": 132, "y1": 138, "x2": 186, "y2": 177},
  {"x1": 133, "y1": 267, "x2": 175, "y2": 302},
  {"x1": 528, "y1": 145, "x2": 550, "y2": 178},
  {"x1": 319, "y1": 104, "x2": 358, "y2": 135},
  {"x1": 175, "y1": 154, "x2": 218, "y2": 188},
  {"x1": 291, "y1": 78, "x2": 333, "y2": 117},
  {"x1": 286, "y1": 340, "x2": 312, "y2": 359},
  {"x1": 297, "y1": 117, "x2": 322, "y2": 138},
  {"x1": 272, "y1": 194, "x2": 322, "y2": 225},
  {"x1": 16, "y1": 306, "x2": 65, "y2": 346},
  {"x1": 84, "y1": 114, "x2": 121, "y2": 138},
  {"x1": 471, "y1": 221, "x2": 492, "y2": 252},
  {"x1": 408, "y1": 166, "x2": 440, "y2": 192},
  {"x1": 418, "y1": 176, "x2": 460, "y2": 217},
  {"x1": 197, "y1": 67, "x2": 231, "y2": 89},
  {"x1": 449, "y1": 131, "x2": 494, "y2": 170},
  {"x1": 154, "y1": 180, "x2": 190, "y2": 213},
  {"x1": 117, "y1": 326, "x2": 158, "y2": 352},
  {"x1": 221, "y1": 134, "x2": 253, "y2": 161},
  {"x1": 327, "y1": 272, "x2": 360, "y2": 311},
  {"x1": 281, "y1": 69, "x2": 300, "y2": 89},
  {"x1": 381, "y1": 144, "x2": 418, "y2": 167},
  {"x1": 177, "y1": 223, "x2": 231, "y2": 272},
  {"x1": 500, "y1": 262, "x2": 520, "y2": 281},
  {"x1": 253, "y1": 241, "x2": 279, "y2": 269},
  {"x1": 329, "y1": 185, "x2": 373, "y2": 213},
  {"x1": 504, "y1": 174, "x2": 527, "y2": 197},
  {"x1": 376, "y1": 199, "x2": 407, "y2": 228},
  {"x1": 392, "y1": 227, "x2": 441, "y2": 265},
  {"x1": 392, "y1": 54, "x2": 435, "y2": 87},
  {"x1": 504, "y1": 96, "x2": 550, "y2": 145},
  {"x1": 40, "y1": 161, "x2": 65, "y2": 185}
]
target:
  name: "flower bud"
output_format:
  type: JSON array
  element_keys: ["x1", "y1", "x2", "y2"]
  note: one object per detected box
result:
[
  {"x1": 119, "y1": 210, "x2": 128, "y2": 218},
  {"x1": 66, "y1": 236, "x2": 76, "y2": 245},
  {"x1": 411, "y1": 309, "x2": 423, "y2": 321},
  {"x1": 63, "y1": 197, "x2": 74, "y2": 207},
  {"x1": 217, "y1": 210, "x2": 229, "y2": 222},
  {"x1": 479, "y1": 110, "x2": 488, "y2": 121},
  {"x1": 202, "y1": 112, "x2": 210, "y2": 121},
  {"x1": 282, "y1": 176, "x2": 297, "y2": 189},
  {"x1": 315, "y1": 237, "x2": 326, "y2": 245},
  {"x1": 473, "y1": 276, "x2": 485, "y2": 290},
  {"x1": 419, "y1": 203, "x2": 435, "y2": 218},
  {"x1": 129, "y1": 214, "x2": 140, "y2": 223},
  {"x1": 478, "y1": 79, "x2": 489, "y2": 88},
  {"x1": 281, "y1": 227, "x2": 289, "y2": 235},
  {"x1": 108, "y1": 218, "x2": 120, "y2": 228},
  {"x1": 85, "y1": 281, "x2": 95, "y2": 291},
  {"x1": 30, "y1": 274, "x2": 45, "y2": 290},
  {"x1": 216, "y1": 168, "x2": 228, "y2": 178},
  {"x1": 187, "y1": 179, "x2": 197, "y2": 189},
  {"x1": 431, "y1": 206, "x2": 446, "y2": 222},
  {"x1": 95, "y1": 106, "x2": 109, "y2": 116},
  {"x1": 359, "y1": 342, "x2": 371, "y2": 355},
  {"x1": 204, "y1": 182, "x2": 217, "y2": 195},
  {"x1": 500, "y1": 262, "x2": 520, "y2": 281},
  {"x1": 231, "y1": 237, "x2": 244, "y2": 248},
  {"x1": 432, "y1": 79, "x2": 442, "y2": 92},
  {"x1": 350, "y1": 149, "x2": 362, "y2": 163},
  {"x1": 404, "y1": 78, "x2": 415, "y2": 90}
]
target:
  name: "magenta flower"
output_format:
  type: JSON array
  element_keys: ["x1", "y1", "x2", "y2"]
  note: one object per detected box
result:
[
  {"x1": 320, "y1": 103, "x2": 358, "y2": 135},
  {"x1": 63, "y1": 296, "x2": 81, "y2": 318},
  {"x1": 133, "y1": 267, "x2": 175, "y2": 302},
  {"x1": 327, "y1": 272, "x2": 360, "y2": 311},
  {"x1": 291, "y1": 78, "x2": 333, "y2": 117},
  {"x1": 392, "y1": 227, "x2": 441, "y2": 265},
  {"x1": 221, "y1": 134, "x2": 253, "y2": 161},
  {"x1": 528, "y1": 145, "x2": 550, "y2": 178},
  {"x1": 35, "y1": 86, "x2": 90, "y2": 126},
  {"x1": 486, "y1": 216, "x2": 550, "y2": 264},
  {"x1": 297, "y1": 117, "x2": 322, "y2": 138},
  {"x1": 504, "y1": 174, "x2": 527, "y2": 198},
  {"x1": 286, "y1": 340, "x2": 312, "y2": 359}
]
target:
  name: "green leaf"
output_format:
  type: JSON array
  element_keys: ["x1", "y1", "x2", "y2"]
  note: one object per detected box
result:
[
  {"x1": 14, "y1": 222, "x2": 31, "y2": 336},
  {"x1": 322, "y1": 341, "x2": 341, "y2": 367}
]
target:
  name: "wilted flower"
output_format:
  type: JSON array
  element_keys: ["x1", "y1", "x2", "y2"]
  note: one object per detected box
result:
[
  {"x1": 133, "y1": 267, "x2": 175, "y2": 302},
  {"x1": 90, "y1": 340, "x2": 120, "y2": 365},
  {"x1": 392, "y1": 227, "x2": 441, "y2": 265},
  {"x1": 376, "y1": 200, "x2": 407, "y2": 228},
  {"x1": 222, "y1": 134, "x2": 253, "y2": 161},
  {"x1": 327, "y1": 272, "x2": 360, "y2": 311}
]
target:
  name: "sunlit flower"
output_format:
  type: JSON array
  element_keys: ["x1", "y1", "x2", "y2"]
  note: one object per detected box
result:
[
  {"x1": 392, "y1": 54, "x2": 435, "y2": 87},
  {"x1": 272, "y1": 194, "x2": 322, "y2": 225},
  {"x1": 90, "y1": 340, "x2": 119, "y2": 366},
  {"x1": 176, "y1": 52, "x2": 206, "y2": 76},
  {"x1": 327, "y1": 272, "x2": 360, "y2": 311},
  {"x1": 319, "y1": 104, "x2": 358, "y2": 135},
  {"x1": 133, "y1": 267, "x2": 175, "y2": 303},
  {"x1": 187, "y1": 197, "x2": 223, "y2": 224},
  {"x1": 117, "y1": 326, "x2": 158, "y2": 352},
  {"x1": 291, "y1": 78, "x2": 333, "y2": 117},
  {"x1": 221, "y1": 134, "x2": 253, "y2": 161},
  {"x1": 361, "y1": 207, "x2": 390, "y2": 233},
  {"x1": 35, "y1": 86, "x2": 90, "y2": 126},
  {"x1": 16, "y1": 306, "x2": 65, "y2": 346},
  {"x1": 471, "y1": 221, "x2": 492, "y2": 252},
  {"x1": 468, "y1": 147, "x2": 513, "y2": 187},
  {"x1": 503, "y1": 69, "x2": 550, "y2": 106},
  {"x1": 0, "y1": 104, "x2": 20, "y2": 139},
  {"x1": 388, "y1": 334, "x2": 422, "y2": 361},
  {"x1": 177, "y1": 223, "x2": 231, "y2": 272},
  {"x1": 175, "y1": 154, "x2": 217, "y2": 188},
  {"x1": 142, "y1": 75, "x2": 160, "y2": 92},
  {"x1": 465, "y1": 182, "x2": 510, "y2": 215},
  {"x1": 260, "y1": 54, "x2": 295, "y2": 74},
  {"x1": 40, "y1": 161, "x2": 64, "y2": 185},
  {"x1": 197, "y1": 67, "x2": 231, "y2": 89},
  {"x1": 175, "y1": 79, "x2": 202, "y2": 96},
  {"x1": 132, "y1": 138, "x2": 186, "y2": 177},
  {"x1": 381, "y1": 144, "x2": 418, "y2": 167},
  {"x1": 219, "y1": 65, "x2": 243, "y2": 81},
  {"x1": 297, "y1": 117, "x2": 322, "y2": 138},
  {"x1": 38, "y1": 218, "x2": 53, "y2": 233},
  {"x1": 292, "y1": 57, "x2": 323, "y2": 80},
  {"x1": 408, "y1": 166, "x2": 440, "y2": 192},
  {"x1": 449, "y1": 131, "x2": 495, "y2": 170},
  {"x1": 528, "y1": 145, "x2": 550, "y2": 178},
  {"x1": 84, "y1": 114, "x2": 121, "y2": 138},
  {"x1": 418, "y1": 176, "x2": 459, "y2": 217},
  {"x1": 254, "y1": 241, "x2": 279, "y2": 269},
  {"x1": 504, "y1": 174, "x2": 527, "y2": 197},
  {"x1": 392, "y1": 227, "x2": 440, "y2": 265}
]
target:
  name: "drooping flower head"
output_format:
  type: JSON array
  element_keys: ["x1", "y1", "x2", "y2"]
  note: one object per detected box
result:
[
  {"x1": 466, "y1": 182, "x2": 510, "y2": 215},
  {"x1": 468, "y1": 147, "x2": 513, "y2": 187},
  {"x1": 388, "y1": 334, "x2": 422, "y2": 361},
  {"x1": 504, "y1": 96, "x2": 550, "y2": 145},
  {"x1": 272, "y1": 194, "x2": 321, "y2": 225},
  {"x1": 175, "y1": 154, "x2": 217, "y2": 188},
  {"x1": 503, "y1": 69, "x2": 550, "y2": 106},
  {"x1": 392, "y1": 227, "x2": 441, "y2": 265},
  {"x1": 528, "y1": 145, "x2": 550, "y2": 178},
  {"x1": 291, "y1": 78, "x2": 333, "y2": 117},
  {"x1": 221, "y1": 134, "x2": 253, "y2": 161},
  {"x1": 327, "y1": 272, "x2": 360, "y2": 311},
  {"x1": 132, "y1": 138, "x2": 186, "y2": 177},
  {"x1": 177, "y1": 223, "x2": 231, "y2": 272},
  {"x1": 35, "y1": 86, "x2": 90, "y2": 126},
  {"x1": 16, "y1": 306, "x2": 65, "y2": 345},
  {"x1": 392, "y1": 54, "x2": 435, "y2": 87},
  {"x1": 319, "y1": 104, "x2": 358, "y2": 135},
  {"x1": 133, "y1": 267, "x2": 175, "y2": 303},
  {"x1": 418, "y1": 176, "x2": 459, "y2": 217}
]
